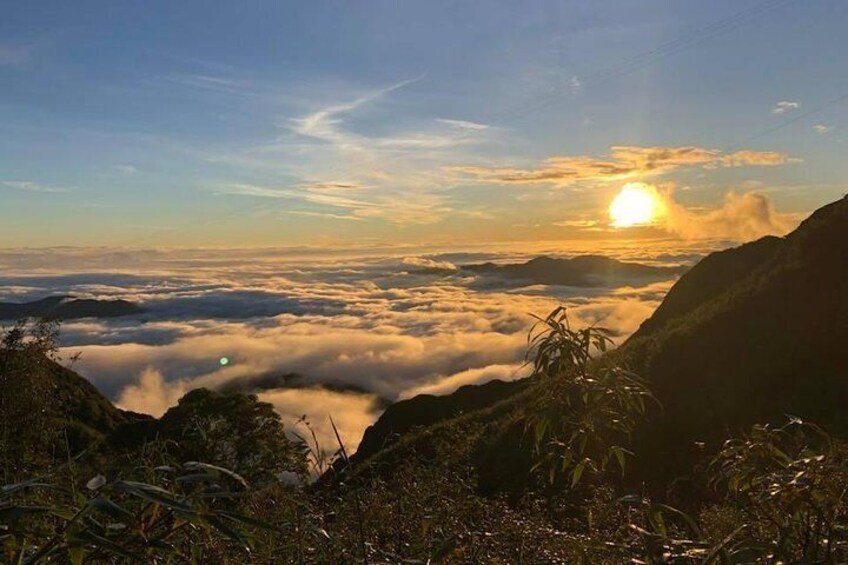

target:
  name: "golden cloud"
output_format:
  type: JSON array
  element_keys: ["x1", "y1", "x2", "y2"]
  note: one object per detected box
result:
[
  {"x1": 663, "y1": 190, "x2": 792, "y2": 240},
  {"x1": 448, "y1": 145, "x2": 792, "y2": 186}
]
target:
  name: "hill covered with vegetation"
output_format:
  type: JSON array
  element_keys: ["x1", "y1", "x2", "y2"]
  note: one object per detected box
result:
[{"x1": 356, "y1": 195, "x2": 848, "y2": 490}]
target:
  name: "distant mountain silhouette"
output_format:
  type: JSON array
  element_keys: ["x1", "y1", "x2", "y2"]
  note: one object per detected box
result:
[
  {"x1": 0, "y1": 296, "x2": 144, "y2": 320},
  {"x1": 463, "y1": 255, "x2": 687, "y2": 286}
]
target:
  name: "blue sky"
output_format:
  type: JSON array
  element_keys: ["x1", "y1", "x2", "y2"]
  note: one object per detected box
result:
[{"x1": 1, "y1": 0, "x2": 846, "y2": 247}]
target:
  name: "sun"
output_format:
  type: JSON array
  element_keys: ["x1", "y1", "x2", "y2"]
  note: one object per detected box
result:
[{"x1": 609, "y1": 183, "x2": 663, "y2": 227}]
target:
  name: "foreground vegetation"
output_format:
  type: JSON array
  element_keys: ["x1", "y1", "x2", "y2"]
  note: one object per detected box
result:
[{"x1": 2, "y1": 313, "x2": 847, "y2": 564}]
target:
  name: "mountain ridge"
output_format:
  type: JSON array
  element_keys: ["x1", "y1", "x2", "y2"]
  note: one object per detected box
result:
[
  {"x1": 0, "y1": 296, "x2": 144, "y2": 320},
  {"x1": 461, "y1": 254, "x2": 688, "y2": 286}
]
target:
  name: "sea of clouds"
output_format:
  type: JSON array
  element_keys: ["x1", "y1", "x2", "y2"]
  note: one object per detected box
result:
[{"x1": 0, "y1": 241, "x2": 721, "y2": 452}]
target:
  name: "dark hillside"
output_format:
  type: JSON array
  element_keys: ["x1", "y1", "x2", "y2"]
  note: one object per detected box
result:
[
  {"x1": 351, "y1": 196, "x2": 848, "y2": 495},
  {"x1": 45, "y1": 359, "x2": 139, "y2": 449},
  {"x1": 631, "y1": 235, "x2": 782, "y2": 338},
  {"x1": 622, "y1": 195, "x2": 848, "y2": 486},
  {"x1": 353, "y1": 379, "x2": 526, "y2": 463}
]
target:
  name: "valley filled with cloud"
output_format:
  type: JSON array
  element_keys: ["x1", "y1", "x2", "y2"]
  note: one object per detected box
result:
[{"x1": 0, "y1": 242, "x2": 718, "y2": 451}]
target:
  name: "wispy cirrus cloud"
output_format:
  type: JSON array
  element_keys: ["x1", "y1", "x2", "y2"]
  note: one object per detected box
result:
[
  {"x1": 218, "y1": 182, "x2": 451, "y2": 224},
  {"x1": 290, "y1": 75, "x2": 426, "y2": 144},
  {"x1": 286, "y1": 210, "x2": 365, "y2": 222},
  {"x1": 447, "y1": 145, "x2": 792, "y2": 187},
  {"x1": 552, "y1": 219, "x2": 600, "y2": 229},
  {"x1": 2, "y1": 180, "x2": 71, "y2": 193},
  {"x1": 206, "y1": 76, "x2": 501, "y2": 226},
  {"x1": 157, "y1": 73, "x2": 260, "y2": 98},
  {"x1": 436, "y1": 118, "x2": 489, "y2": 131}
]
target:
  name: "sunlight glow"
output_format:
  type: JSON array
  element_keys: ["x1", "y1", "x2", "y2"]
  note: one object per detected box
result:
[{"x1": 609, "y1": 183, "x2": 662, "y2": 227}]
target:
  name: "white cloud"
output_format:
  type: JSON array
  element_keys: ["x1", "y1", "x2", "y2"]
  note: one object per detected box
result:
[
  {"x1": 570, "y1": 75, "x2": 583, "y2": 93},
  {"x1": 772, "y1": 100, "x2": 800, "y2": 114},
  {"x1": 401, "y1": 256, "x2": 458, "y2": 271},
  {"x1": 666, "y1": 191, "x2": 789, "y2": 240},
  {"x1": 401, "y1": 363, "x2": 529, "y2": 399},
  {"x1": 813, "y1": 123, "x2": 834, "y2": 135},
  {"x1": 290, "y1": 75, "x2": 425, "y2": 143},
  {"x1": 116, "y1": 368, "x2": 189, "y2": 417},
  {"x1": 436, "y1": 118, "x2": 489, "y2": 131},
  {"x1": 259, "y1": 388, "x2": 382, "y2": 454}
]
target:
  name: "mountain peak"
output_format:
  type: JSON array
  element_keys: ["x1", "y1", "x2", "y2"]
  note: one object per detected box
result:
[{"x1": 0, "y1": 296, "x2": 144, "y2": 320}]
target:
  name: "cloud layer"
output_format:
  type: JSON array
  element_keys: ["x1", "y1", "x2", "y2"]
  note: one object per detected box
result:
[{"x1": 0, "y1": 247, "x2": 697, "y2": 451}]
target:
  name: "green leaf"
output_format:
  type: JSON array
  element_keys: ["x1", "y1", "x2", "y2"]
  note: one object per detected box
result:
[
  {"x1": 87, "y1": 497, "x2": 134, "y2": 522},
  {"x1": 702, "y1": 524, "x2": 748, "y2": 564},
  {"x1": 571, "y1": 461, "x2": 585, "y2": 487},
  {"x1": 183, "y1": 462, "x2": 248, "y2": 489},
  {"x1": 609, "y1": 445, "x2": 630, "y2": 474},
  {"x1": 0, "y1": 478, "x2": 52, "y2": 499},
  {"x1": 429, "y1": 535, "x2": 458, "y2": 563},
  {"x1": 655, "y1": 504, "x2": 700, "y2": 538},
  {"x1": 71, "y1": 529, "x2": 137, "y2": 560},
  {"x1": 0, "y1": 505, "x2": 54, "y2": 522},
  {"x1": 113, "y1": 481, "x2": 193, "y2": 512},
  {"x1": 204, "y1": 515, "x2": 251, "y2": 552},
  {"x1": 219, "y1": 510, "x2": 286, "y2": 533},
  {"x1": 647, "y1": 506, "x2": 667, "y2": 537},
  {"x1": 69, "y1": 546, "x2": 84, "y2": 565}
]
